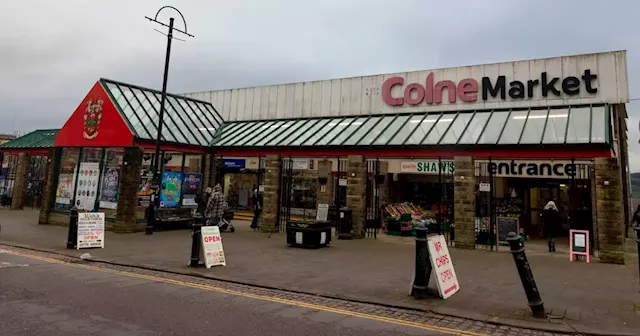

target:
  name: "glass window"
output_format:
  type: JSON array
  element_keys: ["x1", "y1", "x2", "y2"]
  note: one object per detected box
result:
[
  {"x1": 99, "y1": 148, "x2": 124, "y2": 216},
  {"x1": 458, "y1": 112, "x2": 490, "y2": 144},
  {"x1": 55, "y1": 148, "x2": 80, "y2": 211},
  {"x1": 404, "y1": 114, "x2": 440, "y2": 145},
  {"x1": 213, "y1": 123, "x2": 244, "y2": 144},
  {"x1": 358, "y1": 116, "x2": 394, "y2": 145},
  {"x1": 477, "y1": 111, "x2": 509, "y2": 144},
  {"x1": 142, "y1": 92, "x2": 177, "y2": 143},
  {"x1": 290, "y1": 119, "x2": 331, "y2": 145},
  {"x1": 179, "y1": 100, "x2": 215, "y2": 143},
  {"x1": 168, "y1": 97, "x2": 207, "y2": 145},
  {"x1": 566, "y1": 107, "x2": 591, "y2": 143},
  {"x1": 254, "y1": 121, "x2": 291, "y2": 146},
  {"x1": 424, "y1": 114, "x2": 456, "y2": 144},
  {"x1": 187, "y1": 101, "x2": 219, "y2": 135},
  {"x1": 541, "y1": 108, "x2": 569, "y2": 144},
  {"x1": 277, "y1": 119, "x2": 317, "y2": 146},
  {"x1": 163, "y1": 152, "x2": 184, "y2": 172},
  {"x1": 199, "y1": 102, "x2": 223, "y2": 128},
  {"x1": 343, "y1": 117, "x2": 381, "y2": 145},
  {"x1": 134, "y1": 89, "x2": 160, "y2": 137},
  {"x1": 440, "y1": 113, "x2": 473, "y2": 144},
  {"x1": 239, "y1": 121, "x2": 279, "y2": 146},
  {"x1": 388, "y1": 115, "x2": 423, "y2": 145},
  {"x1": 329, "y1": 117, "x2": 368, "y2": 145},
  {"x1": 591, "y1": 106, "x2": 606, "y2": 143},
  {"x1": 155, "y1": 94, "x2": 188, "y2": 144},
  {"x1": 303, "y1": 118, "x2": 343, "y2": 145},
  {"x1": 374, "y1": 115, "x2": 411, "y2": 145},
  {"x1": 267, "y1": 120, "x2": 308, "y2": 146},
  {"x1": 519, "y1": 109, "x2": 548, "y2": 144},
  {"x1": 319, "y1": 118, "x2": 359, "y2": 145},
  {"x1": 498, "y1": 110, "x2": 528, "y2": 144},
  {"x1": 216, "y1": 122, "x2": 258, "y2": 146}
]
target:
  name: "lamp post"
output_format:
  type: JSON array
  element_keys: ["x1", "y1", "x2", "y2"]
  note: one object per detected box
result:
[{"x1": 144, "y1": 6, "x2": 194, "y2": 235}]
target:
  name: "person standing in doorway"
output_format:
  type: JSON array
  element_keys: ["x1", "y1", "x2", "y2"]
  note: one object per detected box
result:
[
  {"x1": 542, "y1": 200, "x2": 561, "y2": 252},
  {"x1": 205, "y1": 184, "x2": 225, "y2": 226},
  {"x1": 250, "y1": 188, "x2": 263, "y2": 230}
]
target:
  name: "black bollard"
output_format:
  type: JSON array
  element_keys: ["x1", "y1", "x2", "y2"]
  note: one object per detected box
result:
[
  {"x1": 189, "y1": 220, "x2": 203, "y2": 267},
  {"x1": 66, "y1": 208, "x2": 79, "y2": 249},
  {"x1": 145, "y1": 193, "x2": 156, "y2": 235},
  {"x1": 635, "y1": 226, "x2": 640, "y2": 293},
  {"x1": 507, "y1": 231, "x2": 546, "y2": 318},
  {"x1": 411, "y1": 222, "x2": 432, "y2": 299}
]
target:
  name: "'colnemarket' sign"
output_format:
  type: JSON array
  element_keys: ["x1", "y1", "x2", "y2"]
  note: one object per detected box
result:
[
  {"x1": 483, "y1": 160, "x2": 586, "y2": 179},
  {"x1": 400, "y1": 161, "x2": 454, "y2": 174},
  {"x1": 382, "y1": 70, "x2": 598, "y2": 106}
]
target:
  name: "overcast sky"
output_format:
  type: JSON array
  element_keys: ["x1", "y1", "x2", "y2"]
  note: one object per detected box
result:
[{"x1": 2, "y1": 0, "x2": 639, "y2": 169}]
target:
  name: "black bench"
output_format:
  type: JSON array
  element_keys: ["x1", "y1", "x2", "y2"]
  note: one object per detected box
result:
[{"x1": 155, "y1": 208, "x2": 194, "y2": 230}]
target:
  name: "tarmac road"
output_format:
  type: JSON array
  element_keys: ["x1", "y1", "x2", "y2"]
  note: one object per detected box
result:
[{"x1": 0, "y1": 248, "x2": 467, "y2": 336}]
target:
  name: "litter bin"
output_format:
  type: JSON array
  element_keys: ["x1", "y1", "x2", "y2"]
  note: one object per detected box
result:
[
  {"x1": 337, "y1": 207, "x2": 353, "y2": 240},
  {"x1": 286, "y1": 220, "x2": 332, "y2": 248}
]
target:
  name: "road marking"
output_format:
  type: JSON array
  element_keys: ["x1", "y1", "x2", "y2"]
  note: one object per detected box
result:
[{"x1": 2, "y1": 248, "x2": 487, "y2": 336}]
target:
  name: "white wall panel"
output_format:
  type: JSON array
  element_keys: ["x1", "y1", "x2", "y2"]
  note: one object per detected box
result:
[{"x1": 184, "y1": 51, "x2": 629, "y2": 121}]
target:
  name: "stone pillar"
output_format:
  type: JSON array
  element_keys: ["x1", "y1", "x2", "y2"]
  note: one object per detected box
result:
[
  {"x1": 346, "y1": 155, "x2": 367, "y2": 238},
  {"x1": 11, "y1": 152, "x2": 30, "y2": 210},
  {"x1": 378, "y1": 161, "x2": 390, "y2": 206},
  {"x1": 202, "y1": 154, "x2": 217, "y2": 189},
  {"x1": 594, "y1": 157, "x2": 625, "y2": 264},
  {"x1": 261, "y1": 154, "x2": 281, "y2": 233},
  {"x1": 316, "y1": 160, "x2": 333, "y2": 207},
  {"x1": 114, "y1": 147, "x2": 143, "y2": 233},
  {"x1": 39, "y1": 148, "x2": 61, "y2": 224},
  {"x1": 453, "y1": 156, "x2": 476, "y2": 249}
]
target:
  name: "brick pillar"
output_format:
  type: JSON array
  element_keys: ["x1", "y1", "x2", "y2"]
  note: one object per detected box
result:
[
  {"x1": 316, "y1": 160, "x2": 333, "y2": 207},
  {"x1": 378, "y1": 161, "x2": 390, "y2": 206},
  {"x1": 11, "y1": 152, "x2": 30, "y2": 210},
  {"x1": 203, "y1": 154, "x2": 217, "y2": 189},
  {"x1": 39, "y1": 148, "x2": 61, "y2": 224},
  {"x1": 347, "y1": 155, "x2": 366, "y2": 238},
  {"x1": 594, "y1": 157, "x2": 625, "y2": 264},
  {"x1": 261, "y1": 154, "x2": 281, "y2": 233},
  {"x1": 453, "y1": 156, "x2": 476, "y2": 249},
  {"x1": 114, "y1": 147, "x2": 143, "y2": 233}
]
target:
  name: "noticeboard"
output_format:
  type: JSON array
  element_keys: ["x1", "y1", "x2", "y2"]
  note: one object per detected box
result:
[
  {"x1": 569, "y1": 229, "x2": 591, "y2": 263},
  {"x1": 496, "y1": 217, "x2": 519, "y2": 244},
  {"x1": 316, "y1": 203, "x2": 329, "y2": 222}
]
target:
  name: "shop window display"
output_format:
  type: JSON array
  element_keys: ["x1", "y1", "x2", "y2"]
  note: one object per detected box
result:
[
  {"x1": 98, "y1": 149, "x2": 124, "y2": 218},
  {"x1": 54, "y1": 148, "x2": 80, "y2": 211},
  {"x1": 74, "y1": 148, "x2": 102, "y2": 211}
]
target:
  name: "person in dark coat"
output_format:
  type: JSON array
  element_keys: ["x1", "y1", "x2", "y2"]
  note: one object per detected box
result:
[
  {"x1": 250, "y1": 188, "x2": 263, "y2": 230},
  {"x1": 196, "y1": 187, "x2": 212, "y2": 216},
  {"x1": 541, "y1": 201, "x2": 562, "y2": 252}
]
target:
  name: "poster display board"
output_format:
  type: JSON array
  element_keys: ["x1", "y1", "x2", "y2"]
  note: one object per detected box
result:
[
  {"x1": 427, "y1": 234, "x2": 460, "y2": 299},
  {"x1": 159, "y1": 171, "x2": 182, "y2": 208},
  {"x1": 99, "y1": 168, "x2": 120, "y2": 209},
  {"x1": 496, "y1": 217, "x2": 519, "y2": 245},
  {"x1": 200, "y1": 226, "x2": 226, "y2": 268},
  {"x1": 55, "y1": 173, "x2": 76, "y2": 204},
  {"x1": 77, "y1": 212, "x2": 105, "y2": 249},
  {"x1": 316, "y1": 203, "x2": 329, "y2": 221},
  {"x1": 138, "y1": 176, "x2": 153, "y2": 207},
  {"x1": 76, "y1": 162, "x2": 100, "y2": 211},
  {"x1": 569, "y1": 229, "x2": 591, "y2": 263},
  {"x1": 181, "y1": 173, "x2": 202, "y2": 207}
]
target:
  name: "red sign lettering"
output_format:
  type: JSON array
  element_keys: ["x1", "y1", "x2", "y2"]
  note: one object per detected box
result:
[{"x1": 433, "y1": 241, "x2": 442, "y2": 253}]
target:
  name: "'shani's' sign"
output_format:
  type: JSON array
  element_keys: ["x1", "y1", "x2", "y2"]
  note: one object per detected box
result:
[{"x1": 382, "y1": 70, "x2": 598, "y2": 106}]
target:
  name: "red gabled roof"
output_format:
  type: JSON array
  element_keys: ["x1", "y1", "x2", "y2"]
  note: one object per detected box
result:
[{"x1": 54, "y1": 81, "x2": 134, "y2": 148}]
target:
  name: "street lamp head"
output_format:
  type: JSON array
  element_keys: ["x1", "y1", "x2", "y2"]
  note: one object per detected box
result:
[{"x1": 145, "y1": 6, "x2": 194, "y2": 38}]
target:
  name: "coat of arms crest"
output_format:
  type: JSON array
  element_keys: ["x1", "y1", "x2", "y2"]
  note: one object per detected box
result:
[{"x1": 83, "y1": 98, "x2": 103, "y2": 140}]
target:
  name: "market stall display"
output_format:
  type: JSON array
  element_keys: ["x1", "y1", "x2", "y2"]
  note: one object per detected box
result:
[{"x1": 382, "y1": 202, "x2": 452, "y2": 237}]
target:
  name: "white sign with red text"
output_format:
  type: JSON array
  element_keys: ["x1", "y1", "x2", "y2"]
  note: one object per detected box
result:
[
  {"x1": 200, "y1": 226, "x2": 226, "y2": 268},
  {"x1": 77, "y1": 212, "x2": 105, "y2": 249},
  {"x1": 427, "y1": 234, "x2": 460, "y2": 299}
]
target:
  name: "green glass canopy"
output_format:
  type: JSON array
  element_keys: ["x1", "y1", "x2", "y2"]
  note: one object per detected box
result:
[
  {"x1": 101, "y1": 79, "x2": 224, "y2": 147},
  {"x1": 210, "y1": 104, "x2": 610, "y2": 148},
  {"x1": 0, "y1": 129, "x2": 59, "y2": 150}
]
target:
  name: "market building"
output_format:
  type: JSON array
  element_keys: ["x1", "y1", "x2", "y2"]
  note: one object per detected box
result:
[
  {"x1": 0, "y1": 50, "x2": 631, "y2": 264},
  {"x1": 185, "y1": 50, "x2": 630, "y2": 264}
]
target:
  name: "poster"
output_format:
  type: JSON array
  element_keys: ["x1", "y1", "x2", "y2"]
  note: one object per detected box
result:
[
  {"x1": 316, "y1": 203, "x2": 329, "y2": 221},
  {"x1": 181, "y1": 173, "x2": 202, "y2": 207},
  {"x1": 75, "y1": 162, "x2": 100, "y2": 211},
  {"x1": 99, "y1": 168, "x2": 120, "y2": 209},
  {"x1": 77, "y1": 212, "x2": 105, "y2": 249},
  {"x1": 55, "y1": 172, "x2": 76, "y2": 204},
  {"x1": 427, "y1": 234, "x2": 460, "y2": 299},
  {"x1": 138, "y1": 177, "x2": 153, "y2": 207},
  {"x1": 201, "y1": 226, "x2": 226, "y2": 268},
  {"x1": 160, "y1": 171, "x2": 182, "y2": 208}
]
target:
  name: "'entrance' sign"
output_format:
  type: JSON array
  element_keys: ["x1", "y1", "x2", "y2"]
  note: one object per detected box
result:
[{"x1": 427, "y1": 234, "x2": 460, "y2": 299}]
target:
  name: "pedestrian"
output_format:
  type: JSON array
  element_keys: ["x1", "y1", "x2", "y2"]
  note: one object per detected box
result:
[
  {"x1": 250, "y1": 188, "x2": 263, "y2": 230},
  {"x1": 196, "y1": 187, "x2": 212, "y2": 216},
  {"x1": 205, "y1": 184, "x2": 225, "y2": 226},
  {"x1": 632, "y1": 205, "x2": 640, "y2": 230},
  {"x1": 541, "y1": 200, "x2": 561, "y2": 252}
]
